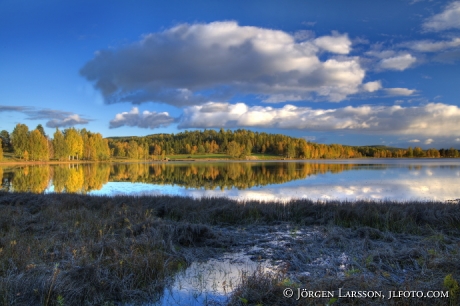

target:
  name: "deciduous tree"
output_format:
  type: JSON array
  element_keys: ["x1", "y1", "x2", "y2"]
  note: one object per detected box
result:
[
  {"x1": 11, "y1": 123, "x2": 29, "y2": 158},
  {"x1": 64, "y1": 128, "x2": 83, "y2": 160}
]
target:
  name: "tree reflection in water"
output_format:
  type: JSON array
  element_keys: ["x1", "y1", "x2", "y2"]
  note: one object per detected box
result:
[{"x1": 1, "y1": 162, "x2": 361, "y2": 194}]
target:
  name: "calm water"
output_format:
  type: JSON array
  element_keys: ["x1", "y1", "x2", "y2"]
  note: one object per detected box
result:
[{"x1": 1, "y1": 159, "x2": 459, "y2": 201}]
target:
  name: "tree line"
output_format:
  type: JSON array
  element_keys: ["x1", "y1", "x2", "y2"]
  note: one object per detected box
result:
[
  {"x1": 356, "y1": 145, "x2": 459, "y2": 158},
  {"x1": 1, "y1": 124, "x2": 459, "y2": 161},
  {"x1": 1, "y1": 124, "x2": 110, "y2": 161},
  {"x1": 107, "y1": 128, "x2": 363, "y2": 159}
]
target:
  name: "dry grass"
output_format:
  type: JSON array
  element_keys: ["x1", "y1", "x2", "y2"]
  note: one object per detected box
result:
[{"x1": 0, "y1": 192, "x2": 459, "y2": 305}]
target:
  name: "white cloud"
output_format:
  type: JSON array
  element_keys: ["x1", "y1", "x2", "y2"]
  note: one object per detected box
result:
[
  {"x1": 109, "y1": 107, "x2": 176, "y2": 129},
  {"x1": 404, "y1": 38, "x2": 460, "y2": 52},
  {"x1": 46, "y1": 114, "x2": 90, "y2": 128},
  {"x1": 423, "y1": 1, "x2": 460, "y2": 31},
  {"x1": 179, "y1": 102, "x2": 460, "y2": 137},
  {"x1": 379, "y1": 54, "x2": 416, "y2": 70},
  {"x1": 424, "y1": 138, "x2": 434, "y2": 145},
  {"x1": 303, "y1": 136, "x2": 316, "y2": 141},
  {"x1": 81, "y1": 21, "x2": 365, "y2": 104},
  {"x1": 293, "y1": 30, "x2": 315, "y2": 41},
  {"x1": 313, "y1": 32, "x2": 352, "y2": 54},
  {"x1": 385, "y1": 88, "x2": 416, "y2": 96},
  {"x1": 362, "y1": 81, "x2": 382, "y2": 92},
  {"x1": 366, "y1": 49, "x2": 396, "y2": 59},
  {"x1": 409, "y1": 139, "x2": 420, "y2": 143}
]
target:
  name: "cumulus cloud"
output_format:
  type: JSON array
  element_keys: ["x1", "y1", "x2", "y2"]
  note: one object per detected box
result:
[
  {"x1": 45, "y1": 115, "x2": 89, "y2": 128},
  {"x1": 409, "y1": 139, "x2": 420, "y2": 143},
  {"x1": 80, "y1": 21, "x2": 365, "y2": 104},
  {"x1": 423, "y1": 1, "x2": 460, "y2": 31},
  {"x1": 385, "y1": 88, "x2": 416, "y2": 96},
  {"x1": 109, "y1": 107, "x2": 176, "y2": 129},
  {"x1": 379, "y1": 54, "x2": 416, "y2": 70},
  {"x1": 179, "y1": 102, "x2": 460, "y2": 136},
  {"x1": 313, "y1": 32, "x2": 352, "y2": 54},
  {"x1": 362, "y1": 81, "x2": 382, "y2": 92},
  {"x1": 404, "y1": 38, "x2": 460, "y2": 52},
  {"x1": 424, "y1": 138, "x2": 434, "y2": 145}
]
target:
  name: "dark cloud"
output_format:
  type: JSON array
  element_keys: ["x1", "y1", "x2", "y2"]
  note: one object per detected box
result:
[
  {"x1": 0, "y1": 105, "x2": 90, "y2": 128},
  {"x1": 0, "y1": 105, "x2": 32, "y2": 112}
]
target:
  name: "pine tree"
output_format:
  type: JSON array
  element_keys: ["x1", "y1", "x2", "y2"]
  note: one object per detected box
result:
[
  {"x1": 0, "y1": 130, "x2": 10, "y2": 151},
  {"x1": 36, "y1": 124, "x2": 47, "y2": 138}
]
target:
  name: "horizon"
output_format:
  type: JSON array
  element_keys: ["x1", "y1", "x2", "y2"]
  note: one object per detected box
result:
[{"x1": 1, "y1": 0, "x2": 460, "y2": 149}]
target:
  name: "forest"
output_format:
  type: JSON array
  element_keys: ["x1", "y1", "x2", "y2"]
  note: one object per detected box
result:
[{"x1": 0, "y1": 123, "x2": 459, "y2": 162}]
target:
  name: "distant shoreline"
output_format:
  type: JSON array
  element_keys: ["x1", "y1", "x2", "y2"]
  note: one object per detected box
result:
[{"x1": 0, "y1": 156, "x2": 454, "y2": 166}]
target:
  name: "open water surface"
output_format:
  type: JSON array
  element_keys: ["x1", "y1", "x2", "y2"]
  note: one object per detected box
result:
[{"x1": 1, "y1": 159, "x2": 459, "y2": 202}]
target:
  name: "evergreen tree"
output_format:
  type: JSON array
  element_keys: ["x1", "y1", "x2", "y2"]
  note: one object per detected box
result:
[
  {"x1": 36, "y1": 124, "x2": 47, "y2": 138},
  {"x1": 0, "y1": 130, "x2": 10, "y2": 151}
]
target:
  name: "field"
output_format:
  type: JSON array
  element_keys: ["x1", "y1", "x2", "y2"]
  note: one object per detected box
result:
[{"x1": 0, "y1": 192, "x2": 459, "y2": 305}]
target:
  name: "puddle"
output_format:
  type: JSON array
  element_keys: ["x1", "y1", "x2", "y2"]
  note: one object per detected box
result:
[
  {"x1": 148, "y1": 225, "x2": 353, "y2": 305},
  {"x1": 154, "y1": 251, "x2": 275, "y2": 306}
]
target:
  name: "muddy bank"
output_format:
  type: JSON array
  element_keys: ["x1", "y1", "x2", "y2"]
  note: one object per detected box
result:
[{"x1": 0, "y1": 192, "x2": 459, "y2": 305}]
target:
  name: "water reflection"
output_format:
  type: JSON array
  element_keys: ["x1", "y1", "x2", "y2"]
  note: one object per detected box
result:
[{"x1": 1, "y1": 160, "x2": 460, "y2": 201}]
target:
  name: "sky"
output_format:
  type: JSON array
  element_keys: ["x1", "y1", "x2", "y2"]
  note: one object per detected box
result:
[{"x1": 1, "y1": 0, "x2": 459, "y2": 149}]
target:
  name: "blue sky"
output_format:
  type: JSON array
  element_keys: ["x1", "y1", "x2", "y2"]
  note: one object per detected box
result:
[{"x1": 1, "y1": 0, "x2": 459, "y2": 148}]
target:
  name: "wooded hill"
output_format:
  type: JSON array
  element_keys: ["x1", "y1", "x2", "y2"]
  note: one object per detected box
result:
[{"x1": 106, "y1": 128, "x2": 361, "y2": 159}]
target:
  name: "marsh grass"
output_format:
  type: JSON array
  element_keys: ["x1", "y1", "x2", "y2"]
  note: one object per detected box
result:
[
  {"x1": 228, "y1": 224, "x2": 460, "y2": 306},
  {"x1": 0, "y1": 191, "x2": 459, "y2": 305}
]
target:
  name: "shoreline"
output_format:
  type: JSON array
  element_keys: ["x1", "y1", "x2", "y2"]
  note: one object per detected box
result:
[{"x1": 0, "y1": 156, "x2": 455, "y2": 166}]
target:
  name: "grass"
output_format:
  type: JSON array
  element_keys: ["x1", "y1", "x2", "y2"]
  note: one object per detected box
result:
[
  {"x1": 167, "y1": 153, "x2": 231, "y2": 160},
  {"x1": 1, "y1": 152, "x2": 287, "y2": 165},
  {"x1": 0, "y1": 192, "x2": 459, "y2": 305}
]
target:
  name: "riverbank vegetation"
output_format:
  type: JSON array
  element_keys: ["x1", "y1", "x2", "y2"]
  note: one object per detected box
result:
[
  {"x1": 0, "y1": 192, "x2": 459, "y2": 305},
  {"x1": 1, "y1": 124, "x2": 459, "y2": 164}
]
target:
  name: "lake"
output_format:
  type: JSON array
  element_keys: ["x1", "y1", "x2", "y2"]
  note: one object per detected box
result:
[{"x1": 2, "y1": 159, "x2": 459, "y2": 202}]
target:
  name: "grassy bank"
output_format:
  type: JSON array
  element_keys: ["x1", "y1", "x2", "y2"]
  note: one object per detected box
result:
[
  {"x1": 0, "y1": 192, "x2": 459, "y2": 305},
  {"x1": 0, "y1": 152, "x2": 288, "y2": 165}
]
